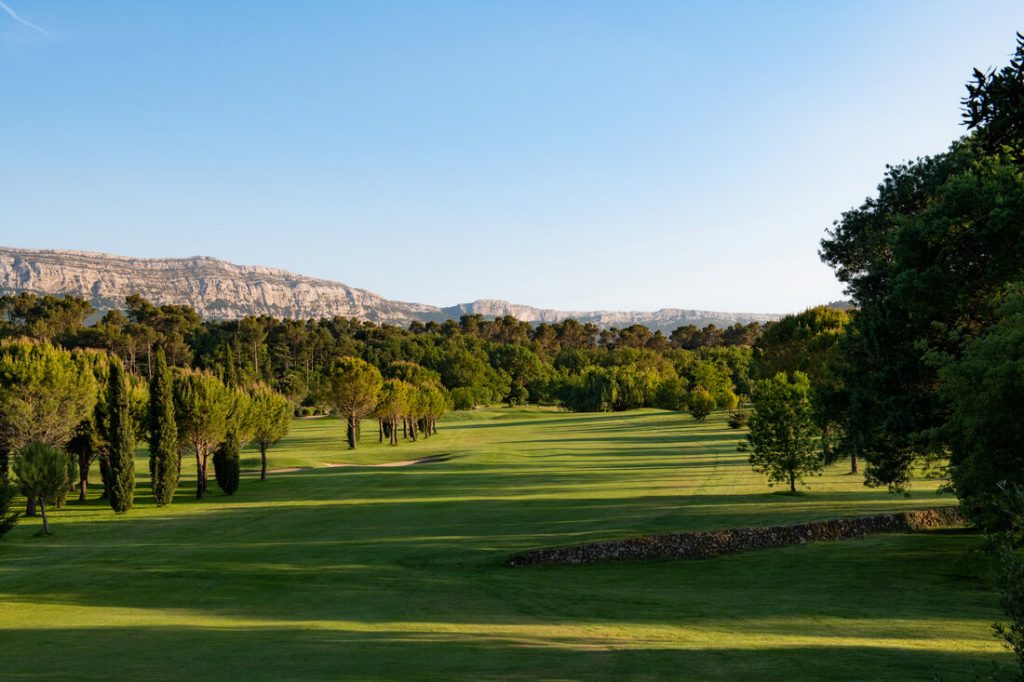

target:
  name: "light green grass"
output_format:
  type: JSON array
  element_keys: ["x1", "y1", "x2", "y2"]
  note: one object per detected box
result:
[{"x1": 0, "y1": 408, "x2": 1009, "y2": 680}]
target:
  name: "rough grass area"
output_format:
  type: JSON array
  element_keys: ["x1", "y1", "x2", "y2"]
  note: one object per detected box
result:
[{"x1": 0, "y1": 408, "x2": 1009, "y2": 680}]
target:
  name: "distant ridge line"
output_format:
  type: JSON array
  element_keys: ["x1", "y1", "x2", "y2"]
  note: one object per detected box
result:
[{"x1": 0, "y1": 246, "x2": 784, "y2": 331}]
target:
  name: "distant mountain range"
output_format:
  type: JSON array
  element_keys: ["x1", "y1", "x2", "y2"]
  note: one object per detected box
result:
[{"x1": 0, "y1": 247, "x2": 784, "y2": 332}]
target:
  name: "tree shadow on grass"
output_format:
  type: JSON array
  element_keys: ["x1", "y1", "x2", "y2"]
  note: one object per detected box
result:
[{"x1": 0, "y1": 624, "x2": 1007, "y2": 681}]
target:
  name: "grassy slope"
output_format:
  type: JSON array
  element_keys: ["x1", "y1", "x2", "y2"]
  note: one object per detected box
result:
[{"x1": 0, "y1": 408, "x2": 1008, "y2": 680}]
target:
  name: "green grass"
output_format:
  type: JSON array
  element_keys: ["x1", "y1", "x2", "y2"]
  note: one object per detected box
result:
[{"x1": 0, "y1": 408, "x2": 1010, "y2": 680}]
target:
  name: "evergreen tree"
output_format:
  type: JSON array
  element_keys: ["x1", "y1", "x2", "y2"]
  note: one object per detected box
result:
[
  {"x1": 0, "y1": 340, "x2": 98, "y2": 476},
  {"x1": 249, "y1": 385, "x2": 292, "y2": 480},
  {"x1": 222, "y1": 343, "x2": 239, "y2": 387},
  {"x1": 213, "y1": 389, "x2": 252, "y2": 495},
  {"x1": 325, "y1": 357, "x2": 383, "y2": 449},
  {"x1": 106, "y1": 358, "x2": 135, "y2": 512},
  {"x1": 12, "y1": 443, "x2": 76, "y2": 535},
  {"x1": 148, "y1": 349, "x2": 179, "y2": 506},
  {"x1": 0, "y1": 474, "x2": 18, "y2": 539},
  {"x1": 212, "y1": 430, "x2": 240, "y2": 495},
  {"x1": 66, "y1": 351, "x2": 110, "y2": 502},
  {"x1": 174, "y1": 370, "x2": 232, "y2": 499},
  {"x1": 746, "y1": 372, "x2": 823, "y2": 494}
]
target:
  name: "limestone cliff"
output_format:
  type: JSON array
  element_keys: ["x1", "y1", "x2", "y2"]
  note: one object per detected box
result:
[{"x1": 0, "y1": 247, "x2": 781, "y2": 330}]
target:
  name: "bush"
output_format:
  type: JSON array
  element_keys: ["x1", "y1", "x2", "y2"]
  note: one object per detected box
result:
[
  {"x1": 450, "y1": 387, "x2": 476, "y2": 411},
  {"x1": 716, "y1": 389, "x2": 739, "y2": 410},
  {"x1": 688, "y1": 388, "x2": 716, "y2": 421},
  {"x1": 727, "y1": 410, "x2": 749, "y2": 429},
  {"x1": 213, "y1": 431, "x2": 241, "y2": 495}
]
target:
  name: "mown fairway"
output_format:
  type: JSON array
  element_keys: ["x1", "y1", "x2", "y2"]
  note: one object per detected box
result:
[{"x1": 0, "y1": 408, "x2": 1009, "y2": 680}]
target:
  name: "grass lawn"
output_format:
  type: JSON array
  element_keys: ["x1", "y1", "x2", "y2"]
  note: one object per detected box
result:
[{"x1": 0, "y1": 407, "x2": 1010, "y2": 680}]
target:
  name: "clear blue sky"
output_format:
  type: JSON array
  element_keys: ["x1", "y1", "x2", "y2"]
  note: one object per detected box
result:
[{"x1": 2, "y1": 1, "x2": 1022, "y2": 314}]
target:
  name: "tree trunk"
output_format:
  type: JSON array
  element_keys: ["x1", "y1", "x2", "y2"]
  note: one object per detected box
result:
[
  {"x1": 378, "y1": 418, "x2": 383, "y2": 444},
  {"x1": 789, "y1": 471, "x2": 796, "y2": 494},
  {"x1": 260, "y1": 444, "x2": 268, "y2": 481},
  {"x1": 390, "y1": 418, "x2": 398, "y2": 445},
  {"x1": 78, "y1": 455, "x2": 89, "y2": 502},
  {"x1": 402, "y1": 418, "x2": 407, "y2": 439},
  {"x1": 850, "y1": 445, "x2": 859, "y2": 474},
  {"x1": 347, "y1": 414, "x2": 358, "y2": 449},
  {"x1": 25, "y1": 496, "x2": 36, "y2": 517},
  {"x1": 409, "y1": 417, "x2": 417, "y2": 442},
  {"x1": 39, "y1": 497, "x2": 49, "y2": 535},
  {"x1": 196, "y1": 449, "x2": 205, "y2": 499}
]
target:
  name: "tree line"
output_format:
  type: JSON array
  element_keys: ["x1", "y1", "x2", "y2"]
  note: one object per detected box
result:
[
  {"x1": 0, "y1": 339, "x2": 294, "y2": 534},
  {"x1": 0, "y1": 292, "x2": 767, "y2": 419},
  {"x1": 735, "y1": 33, "x2": 1024, "y2": 670}
]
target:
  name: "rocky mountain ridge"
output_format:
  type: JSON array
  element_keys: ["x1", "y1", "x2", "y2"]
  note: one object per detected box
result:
[{"x1": 0, "y1": 247, "x2": 782, "y2": 331}]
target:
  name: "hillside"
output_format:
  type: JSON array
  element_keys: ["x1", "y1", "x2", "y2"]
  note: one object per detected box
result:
[{"x1": 0, "y1": 247, "x2": 780, "y2": 330}]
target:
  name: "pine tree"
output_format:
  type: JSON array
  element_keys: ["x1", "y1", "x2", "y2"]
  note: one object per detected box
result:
[
  {"x1": 249, "y1": 385, "x2": 292, "y2": 480},
  {"x1": 106, "y1": 358, "x2": 136, "y2": 512},
  {"x1": 174, "y1": 370, "x2": 232, "y2": 499},
  {"x1": 12, "y1": 443, "x2": 76, "y2": 535},
  {"x1": 148, "y1": 349, "x2": 179, "y2": 506}
]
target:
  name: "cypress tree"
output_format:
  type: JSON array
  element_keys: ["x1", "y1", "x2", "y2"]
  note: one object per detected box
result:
[
  {"x1": 223, "y1": 344, "x2": 239, "y2": 388},
  {"x1": 212, "y1": 430, "x2": 240, "y2": 495},
  {"x1": 106, "y1": 358, "x2": 135, "y2": 512},
  {"x1": 148, "y1": 349, "x2": 179, "y2": 506}
]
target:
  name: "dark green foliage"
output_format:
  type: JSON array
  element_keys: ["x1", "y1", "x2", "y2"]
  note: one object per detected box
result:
[
  {"x1": 987, "y1": 482, "x2": 1024, "y2": 678},
  {"x1": 12, "y1": 443, "x2": 76, "y2": 535},
  {"x1": 105, "y1": 359, "x2": 135, "y2": 513},
  {"x1": 148, "y1": 349, "x2": 179, "y2": 506},
  {"x1": 213, "y1": 430, "x2": 240, "y2": 495},
  {"x1": 688, "y1": 388, "x2": 715, "y2": 422},
  {"x1": 0, "y1": 475, "x2": 20, "y2": 538},
  {"x1": 727, "y1": 410, "x2": 748, "y2": 430},
  {"x1": 820, "y1": 36, "x2": 1024, "y2": 493},
  {"x1": 940, "y1": 286, "x2": 1024, "y2": 527},
  {"x1": 962, "y1": 32, "x2": 1024, "y2": 152},
  {"x1": 746, "y1": 373, "x2": 822, "y2": 493}
]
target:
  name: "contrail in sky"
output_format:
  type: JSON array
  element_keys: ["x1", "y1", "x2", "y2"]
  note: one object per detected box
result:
[{"x1": 0, "y1": 1, "x2": 50, "y2": 36}]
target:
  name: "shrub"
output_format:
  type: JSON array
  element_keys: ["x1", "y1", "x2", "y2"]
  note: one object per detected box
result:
[
  {"x1": 450, "y1": 387, "x2": 476, "y2": 411},
  {"x1": 716, "y1": 389, "x2": 739, "y2": 410},
  {"x1": 727, "y1": 410, "x2": 749, "y2": 429},
  {"x1": 688, "y1": 388, "x2": 716, "y2": 421},
  {"x1": 213, "y1": 431, "x2": 241, "y2": 495}
]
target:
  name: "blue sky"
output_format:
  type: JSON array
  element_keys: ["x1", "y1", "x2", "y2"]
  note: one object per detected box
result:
[{"x1": 2, "y1": 1, "x2": 1022, "y2": 314}]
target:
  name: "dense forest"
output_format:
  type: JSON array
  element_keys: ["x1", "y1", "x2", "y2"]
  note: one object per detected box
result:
[{"x1": 0, "y1": 291, "x2": 767, "y2": 415}]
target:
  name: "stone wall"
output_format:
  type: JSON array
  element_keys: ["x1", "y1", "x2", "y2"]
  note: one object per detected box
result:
[{"x1": 506, "y1": 507, "x2": 966, "y2": 566}]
